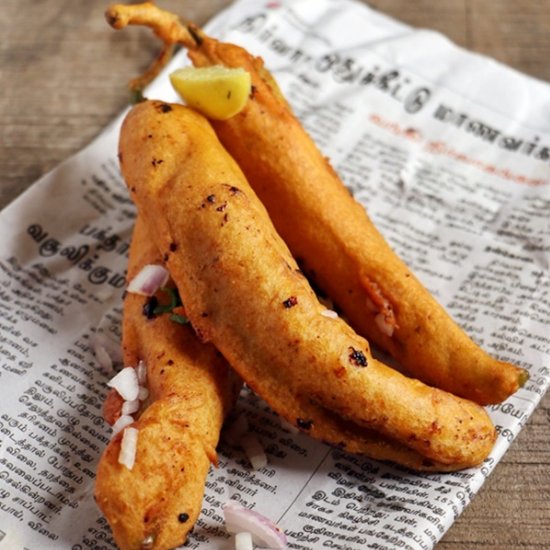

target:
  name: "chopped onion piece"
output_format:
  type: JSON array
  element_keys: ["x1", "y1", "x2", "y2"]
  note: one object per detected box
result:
[
  {"x1": 122, "y1": 399, "x2": 140, "y2": 416},
  {"x1": 240, "y1": 433, "x2": 267, "y2": 470},
  {"x1": 112, "y1": 414, "x2": 134, "y2": 437},
  {"x1": 224, "y1": 414, "x2": 249, "y2": 445},
  {"x1": 321, "y1": 309, "x2": 338, "y2": 319},
  {"x1": 279, "y1": 417, "x2": 299, "y2": 435},
  {"x1": 107, "y1": 367, "x2": 139, "y2": 401},
  {"x1": 94, "y1": 343, "x2": 113, "y2": 375},
  {"x1": 136, "y1": 360, "x2": 147, "y2": 385},
  {"x1": 91, "y1": 331, "x2": 123, "y2": 366},
  {"x1": 235, "y1": 532, "x2": 253, "y2": 550},
  {"x1": 224, "y1": 502, "x2": 287, "y2": 549},
  {"x1": 127, "y1": 264, "x2": 169, "y2": 296},
  {"x1": 138, "y1": 386, "x2": 149, "y2": 401},
  {"x1": 375, "y1": 312, "x2": 394, "y2": 337},
  {"x1": 95, "y1": 287, "x2": 114, "y2": 302},
  {"x1": 118, "y1": 427, "x2": 139, "y2": 470}
]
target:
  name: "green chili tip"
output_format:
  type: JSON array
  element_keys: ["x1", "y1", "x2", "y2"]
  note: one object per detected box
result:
[{"x1": 130, "y1": 87, "x2": 146, "y2": 105}]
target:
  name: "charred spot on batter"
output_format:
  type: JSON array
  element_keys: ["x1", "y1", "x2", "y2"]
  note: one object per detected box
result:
[
  {"x1": 118, "y1": 152, "x2": 123, "y2": 163},
  {"x1": 201, "y1": 312, "x2": 209, "y2": 317},
  {"x1": 163, "y1": 252, "x2": 169, "y2": 262},
  {"x1": 178, "y1": 512, "x2": 189, "y2": 523},
  {"x1": 216, "y1": 202, "x2": 228, "y2": 212},
  {"x1": 157, "y1": 103, "x2": 172, "y2": 113},
  {"x1": 334, "y1": 366, "x2": 346, "y2": 378},
  {"x1": 283, "y1": 296, "x2": 298, "y2": 308},
  {"x1": 227, "y1": 185, "x2": 241, "y2": 195},
  {"x1": 250, "y1": 85, "x2": 257, "y2": 99},
  {"x1": 143, "y1": 296, "x2": 158, "y2": 319},
  {"x1": 169, "y1": 242, "x2": 178, "y2": 252},
  {"x1": 106, "y1": 11, "x2": 120, "y2": 26},
  {"x1": 296, "y1": 418, "x2": 313, "y2": 431},
  {"x1": 167, "y1": 359, "x2": 174, "y2": 366},
  {"x1": 348, "y1": 347, "x2": 368, "y2": 367},
  {"x1": 151, "y1": 157, "x2": 164, "y2": 167},
  {"x1": 206, "y1": 194, "x2": 216, "y2": 203},
  {"x1": 429, "y1": 420, "x2": 441, "y2": 434}
]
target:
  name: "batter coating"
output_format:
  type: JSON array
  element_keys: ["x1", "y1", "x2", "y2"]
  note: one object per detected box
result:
[
  {"x1": 118, "y1": 100, "x2": 496, "y2": 468},
  {"x1": 105, "y1": 2, "x2": 527, "y2": 405},
  {"x1": 95, "y1": 218, "x2": 239, "y2": 550}
]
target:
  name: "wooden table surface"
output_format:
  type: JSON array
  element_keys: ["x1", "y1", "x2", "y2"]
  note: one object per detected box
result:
[{"x1": 1, "y1": 1, "x2": 549, "y2": 549}]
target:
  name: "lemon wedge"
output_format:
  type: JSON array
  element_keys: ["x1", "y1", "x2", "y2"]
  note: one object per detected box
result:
[{"x1": 170, "y1": 65, "x2": 252, "y2": 120}]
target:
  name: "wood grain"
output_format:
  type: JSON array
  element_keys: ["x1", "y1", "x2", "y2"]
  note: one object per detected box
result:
[{"x1": 1, "y1": 1, "x2": 549, "y2": 549}]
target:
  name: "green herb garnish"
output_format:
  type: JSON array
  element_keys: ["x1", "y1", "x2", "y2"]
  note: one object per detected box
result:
[
  {"x1": 152, "y1": 287, "x2": 182, "y2": 315},
  {"x1": 150, "y1": 287, "x2": 189, "y2": 325},
  {"x1": 169, "y1": 313, "x2": 190, "y2": 325}
]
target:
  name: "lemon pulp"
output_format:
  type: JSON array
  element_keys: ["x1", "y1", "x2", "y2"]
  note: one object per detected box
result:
[{"x1": 170, "y1": 65, "x2": 252, "y2": 120}]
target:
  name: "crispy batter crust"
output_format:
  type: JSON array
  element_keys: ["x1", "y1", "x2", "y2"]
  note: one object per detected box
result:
[
  {"x1": 95, "y1": 218, "x2": 239, "y2": 550},
  {"x1": 119, "y1": 100, "x2": 496, "y2": 469}
]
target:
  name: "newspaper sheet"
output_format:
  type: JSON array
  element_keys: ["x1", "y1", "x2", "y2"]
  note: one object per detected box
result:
[{"x1": 1, "y1": 0, "x2": 549, "y2": 548}]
